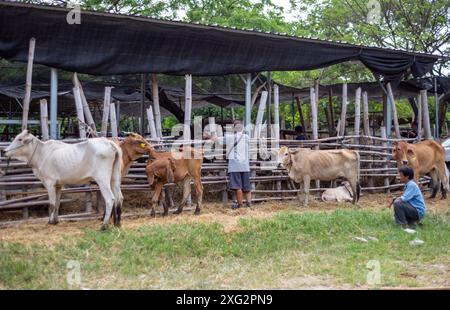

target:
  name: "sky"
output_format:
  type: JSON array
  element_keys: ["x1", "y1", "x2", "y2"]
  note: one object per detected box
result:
[{"x1": 271, "y1": 0, "x2": 296, "y2": 21}]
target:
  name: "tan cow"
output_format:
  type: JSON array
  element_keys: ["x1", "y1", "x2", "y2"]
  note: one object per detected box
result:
[
  {"x1": 278, "y1": 146, "x2": 360, "y2": 205},
  {"x1": 392, "y1": 140, "x2": 448, "y2": 199}
]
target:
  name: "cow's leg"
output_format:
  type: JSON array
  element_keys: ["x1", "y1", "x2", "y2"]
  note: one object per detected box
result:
[
  {"x1": 297, "y1": 182, "x2": 303, "y2": 206},
  {"x1": 349, "y1": 179, "x2": 358, "y2": 205},
  {"x1": 429, "y1": 170, "x2": 439, "y2": 199},
  {"x1": 97, "y1": 181, "x2": 115, "y2": 231},
  {"x1": 151, "y1": 182, "x2": 164, "y2": 218},
  {"x1": 161, "y1": 189, "x2": 169, "y2": 217},
  {"x1": 174, "y1": 177, "x2": 192, "y2": 215},
  {"x1": 46, "y1": 184, "x2": 58, "y2": 225},
  {"x1": 193, "y1": 176, "x2": 203, "y2": 215},
  {"x1": 303, "y1": 175, "x2": 311, "y2": 206},
  {"x1": 436, "y1": 164, "x2": 448, "y2": 199},
  {"x1": 110, "y1": 173, "x2": 123, "y2": 228},
  {"x1": 52, "y1": 186, "x2": 62, "y2": 224}
]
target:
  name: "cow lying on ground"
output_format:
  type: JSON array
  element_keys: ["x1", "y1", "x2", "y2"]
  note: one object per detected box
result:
[
  {"x1": 4, "y1": 130, "x2": 123, "y2": 229},
  {"x1": 321, "y1": 181, "x2": 354, "y2": 203},
  {"x1": 145, "y1": 143, "x2": 204, "y2": 216},
  {"x1": 146, "y1": 158, "x2": 176, "y2": 216},
  {"x1": 278, "y1": 146, "x2": 360, "y2": 205},
  {"x1": 392, "y1": 140, "x2": 448, "y2": 199}
]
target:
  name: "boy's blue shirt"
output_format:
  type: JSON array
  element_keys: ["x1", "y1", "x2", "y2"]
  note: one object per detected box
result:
[{"x1": 401, "y1": 180, "x2": 426, "y2": 219}]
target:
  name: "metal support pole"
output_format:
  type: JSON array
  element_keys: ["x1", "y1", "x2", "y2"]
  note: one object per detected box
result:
[{"x1": 50, "y1": 68, "x2": 58, "y2": 139}]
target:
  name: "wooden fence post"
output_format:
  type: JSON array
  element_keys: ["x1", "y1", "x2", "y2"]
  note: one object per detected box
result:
[
  {"x1": 151, "y1": 74, "x2": 163, "y2": 138},
  {"x1": 22, "y1": 38, "x2": 36, "y2": 131},
  {"x1": 420, "y1": 90, "x2": 432, "y2": 140},
  {"x1": 295, "y1": 97, "x2": 306, "y2": 131},
  {"x1": 101, "y1": 87, "x2": 112, "y2": 137},
  {"x1": 381, "y1": 127, "x2": 390, "y2": 194},
  {"x1": 311, "y1": 87, "x2": 320, "y2": 189},
  {"x1": 39, "y1": 99, "x2": 49, "y2": 141},
  {"x1": 339, "y1": 83, "x2": 348, "y2": 136},
  {"x1": 354, "y1": 87, "x2": 361, "y2": 143},
  {"x1": 73, "y1": 86, "x2": 86, "y2": 139},
  {"x1": 386, "y1": 83, "x2": 401, "y2": 139},
  {"x1": 146, "y1": 105, "x2": 158, "y2": 140},
  {"x1": 73, "y1": 73, "x2": 96, "y2": 132},
  {"x1": 362, "y1": 91, "x2": 370, "y2": 137},
  {"x1": 183, "y1": 74, "x2": 193, "y2": 141},
  {"x1": 110, "y1": 101, "x2": 118, "y2": 138},
  {"x1": 254, "y1": 91, "x2": 268, "y2": 138},
  {"x1": 417, "y1": 94, "x2": 423, "y2": 140}
]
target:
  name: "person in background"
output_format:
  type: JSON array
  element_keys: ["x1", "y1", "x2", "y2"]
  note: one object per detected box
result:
[
  {"x1": 295, "y1": 125, "x2": 306, "y2": 141},
  {"x1": 205, "y1": 120, "x2": 252, "y2": 209},
  {"x1": 391, "y1": 166, "x2": 426, "y2": 228},
  {"x1": 401, "y1": 121, "x2": 418, "y2": 139}
]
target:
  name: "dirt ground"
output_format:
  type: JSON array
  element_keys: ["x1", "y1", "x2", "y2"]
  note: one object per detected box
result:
[{"x1": 1, "y1": 192, "x2": 448, "y2": 247}]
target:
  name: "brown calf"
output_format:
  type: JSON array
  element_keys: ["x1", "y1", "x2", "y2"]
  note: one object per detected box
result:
[
  {"x1": 145, "y1": 144, "x2": 204, "y2": 216},
  {"x1": 146, "y1": 158, "x2": 176, "y2": 217}
]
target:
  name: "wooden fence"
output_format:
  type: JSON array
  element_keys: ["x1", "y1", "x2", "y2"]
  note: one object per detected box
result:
[{"x1": 0, "y1": 135, "x2": 426, "y2": 222}]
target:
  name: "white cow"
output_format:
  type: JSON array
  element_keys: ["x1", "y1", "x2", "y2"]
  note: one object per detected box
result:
[
  {"x1": 321, "y1": 181, "x2": 354, "y2": 202},
  {"x1": 4, "y1": 130, "x2": 123, "y2": 230}
]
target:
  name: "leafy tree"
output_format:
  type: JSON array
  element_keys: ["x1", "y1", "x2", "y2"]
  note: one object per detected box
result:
[{"x1": 289, "y1": 0, "x2": 449, "y2": 75}]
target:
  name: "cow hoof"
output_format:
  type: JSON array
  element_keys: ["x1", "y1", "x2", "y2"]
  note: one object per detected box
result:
[
  {"x1": 150, "y1": 211, "x2": 156, "y2": 218},
  {"x1": 100, "y1": 224, "x2": 109, "y2": 231},
  {"x1": 194, "y1": 209, "x2": 201, "y2": 215},
  {"x1": 174, "y1": 209, "x2": 182, "y2": 215},
  {"x1": 162, "y1": 212, "x2": 168, "y2": 217},
  {"x1": 48, "y1": 220, "x2": 58, "y2": 225}
]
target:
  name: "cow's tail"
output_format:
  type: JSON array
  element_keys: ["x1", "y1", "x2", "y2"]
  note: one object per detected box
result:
[
  {"x1": 356, "y1": 151, "x2": 361, "y2": 202},
  {"x1": 110, "y1": 141, "x2": 124, "y2": 225}
]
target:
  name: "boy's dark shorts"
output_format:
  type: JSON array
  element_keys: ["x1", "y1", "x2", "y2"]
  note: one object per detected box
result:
[{"x1": 228, "y1": 172, "x2": 252, "y2": 192}]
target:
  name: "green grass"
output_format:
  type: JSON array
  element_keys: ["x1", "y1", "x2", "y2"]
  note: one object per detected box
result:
[{"x1": 1, "y1": 209, "x2": 449, "y2": 289}]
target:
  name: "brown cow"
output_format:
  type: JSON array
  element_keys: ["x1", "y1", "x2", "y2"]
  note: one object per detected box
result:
[
  {"x1": 392, "y1": 140, "x2": 448, "y2": 199},
  {"x1": 146, "y1": 158, "x2": 176, "y2": 217},
  {"x1": 278, "y1": 146, "x2": 360, "y2": 205},
  {"x1": 145, "y1": 143, "x2": 204, "y2": 216},
  {"x1": 113, "y1": 133, "x2": 149, "y2": 178}
]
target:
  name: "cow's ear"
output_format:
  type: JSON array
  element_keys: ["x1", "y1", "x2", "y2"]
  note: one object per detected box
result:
[
  {"x1": 23, "y1": 136, "x2": 33, "y2": 145},
  {"x1": 407, "y1": 148, "x2": 417, "y2": 160},
  {"x1": 289, "y1": 149, "x2": 299, "y2": 155}
]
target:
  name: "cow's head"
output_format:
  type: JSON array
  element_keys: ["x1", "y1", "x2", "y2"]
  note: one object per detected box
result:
[
  {"x1": 4, "y1": 130, "x2": 36, "y2": 162},
  {"x1": 392, "y1": 141, "x2": 415, "y2": 166},
  {"x1": 122, "y1": 133, "x2": 152, "y2": 160},
  {"x1": 278, "y1": 146, "x2": 293, "y2": 169}
]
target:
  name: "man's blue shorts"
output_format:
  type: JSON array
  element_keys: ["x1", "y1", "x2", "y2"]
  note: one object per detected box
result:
[{"x1": 228, "y1": 172, "x2": 252, "y2": 192}]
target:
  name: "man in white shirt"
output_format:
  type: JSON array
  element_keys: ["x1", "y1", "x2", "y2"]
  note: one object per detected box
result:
[{"x1": 207, "y1": 120, "x2": 252, "y2": 209}]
